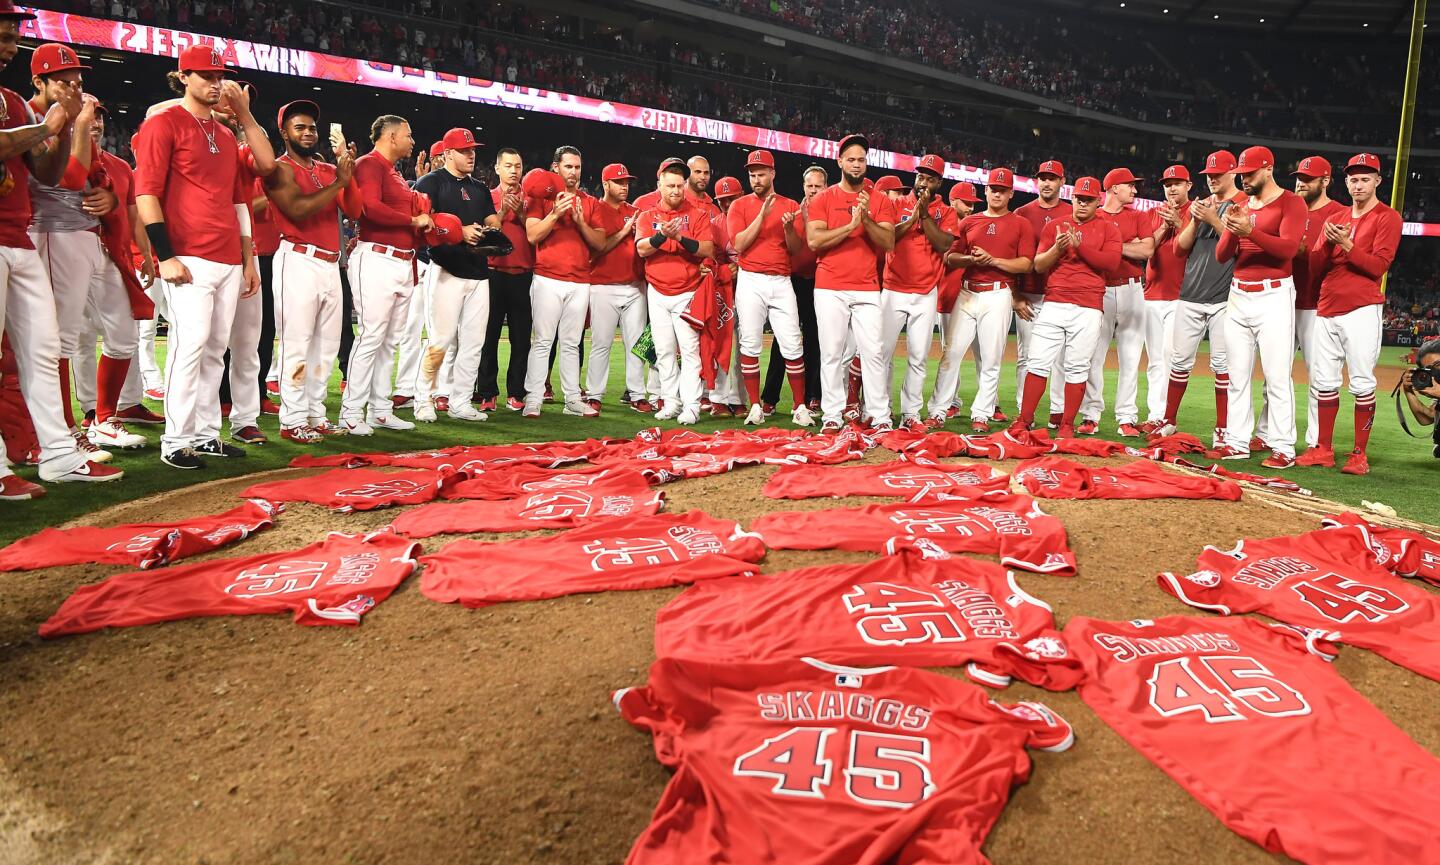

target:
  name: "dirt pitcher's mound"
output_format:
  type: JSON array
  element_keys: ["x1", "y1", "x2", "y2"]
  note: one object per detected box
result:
[{"x1": 1, "y1": 454, "x2": 1437, "y2": 865}]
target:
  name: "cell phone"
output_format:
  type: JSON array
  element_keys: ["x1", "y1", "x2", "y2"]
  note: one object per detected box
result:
[{"x1": 328, "y1": 123, "x2": 344, "y2": 152}]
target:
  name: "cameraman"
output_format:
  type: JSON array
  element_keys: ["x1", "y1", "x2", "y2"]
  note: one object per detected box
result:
[{"x1": 1401, "y1": 339, "x2": 1440, "y2": 444}]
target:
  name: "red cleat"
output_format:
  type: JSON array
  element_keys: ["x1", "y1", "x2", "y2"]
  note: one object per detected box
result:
[
  {"x1": 477, "y1": 398, "x2": 497, "y2": 412},
  {"x1": 1047, "y1": 413, "x2": 1062, "y2": 430},
  {"x1": 991, "y1": 409, "x2": 1009, "y2": 424},
  {"x1": 1117, "y1": 423, "x2": 1143, "y2": 438},
  {"x1": 117, "y1": 404, "x2": 165, "y2": 424},
  {"x1": 970, "y1": 420, "x2": 989, "y2": 433},
  {"x1": 1005, "y1": 420, "x2": 1031, "y2": 437},
  {"x1": 945, "y1": 405, "x2": 960, "y2": 419},
  {"x1": 1260, "y1": 453, "x2": 1296, "y2": 470},
  {"x1": 1295, "y1": 446, "x2": 1335, "y2": 467},
  {"x1": 1248, "y1": 437, "x2": 1271, "y2": 452},
  {"x1": 506, "y1": 397, "x2": 524, "y2": 412},
  {"x1": 1076, "y1": 419, "x2": 1099, "y2": 436},
  {"x1": 0, "y1": 474, "x2": 45, "y2": 500},
  {"x1": 260, "y1": 397, "x2": 280, "y2": 415},
  {"x1": 265, "y1": 380, "x2": 279, "y2": 396},
  {"x1": 1056, "y1": 424, "x2": 1076, "y2": 439},
  {"x1": 434, "y1": 396, "x2": 450, "y2": 413},
  {"x1": 1206, "y1": 445, "x2": 1250, "y2": 461},
  {"x1": 1340, "y1": 449, "x2": 1369, "y2": 475},
  {"x1": 391, "y1": 394, "x2": 413, "y2": 410},
  {"x1": 631, "y1": 399, "x2": 655, "y2": 414},
  {"x1": 1137, "y1": 420, "x2": 1163, "y2": 435},
  {"x1": 587, "y1": 398, "x2": 603, "y2": 415}
]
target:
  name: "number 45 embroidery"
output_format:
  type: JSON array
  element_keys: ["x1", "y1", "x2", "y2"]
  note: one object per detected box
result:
[
  {"x1": 1147, "y1": 655, "x2": 1312, "y2": 723},
  {"x1": 733, "y1": 727, "x2": 937, "y2": 809}
]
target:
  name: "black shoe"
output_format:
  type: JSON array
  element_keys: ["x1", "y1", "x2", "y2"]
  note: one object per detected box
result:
[
  {"x1": 195, "y1": 438, "x2": 247, "y2": 458},
  {"x1": 162, "y1": 448, "x2": 206, "y2": 470}
]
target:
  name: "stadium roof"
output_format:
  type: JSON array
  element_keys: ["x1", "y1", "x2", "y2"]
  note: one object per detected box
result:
[{"x1": 1026, "y1": 0, "x2": 1425, "y2": 35}]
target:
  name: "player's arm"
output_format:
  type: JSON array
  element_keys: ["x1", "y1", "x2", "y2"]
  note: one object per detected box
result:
[
  {"x1": 1033, "y1": 230, "x2": 1064, "y2": 274},
  {"x1": 1078, "y1": 226, "x2": 1122, "y2": 272},
  {"x1": 223, "y1": 82, "x2": 276, "y2": 177},
  {"x1": 0, "y1": 101, "x2": 67, "y2": 162},
  {"x1": 353, "y1": 157, "x2": 421, "y2": 228},
  {"x1": 636, "y1": 214, "x2": 665, "y2": 258},
  {"x1": 27, "y1": 111, "x2": 74, "y2": 187},
  {"x1": 1175, "y1": 213, "x2": 1199, "y2": 254},
  {"x1": 596, "y1": 212, "x2": 636, "y2": 255},
  {"x1": 783, "y1": 207, "x2": 805, "y2": 255},
  {"x1": 730, "y1": 199, "x2": 767, "y2": 253},
  {"x1": 573, "y1": 199, "x2": 607, "y2": 251},
  {"x1": 807, "y1": 216, "x2": 853, "y2": 253},
  {"x1": 919, "y1": 208, "x2": 954, "y2": 254},
  {"x1": 133, "y1": 119, "x2": 192, "y2": 284},
  {"x1": 1122, "y1": 229, "x2": 1156, "y2": 262},
  {"x1": 1241, "y1": 195, "x2": 1305, "y2": 259},
  {"x1": 1332, "y1": 209, "x2": 1402, "y2": 279},
  {"x1": 1214, "y1": 224, "x2": 1239, "y2": 262},
  {"x1": 266, "y1": 160, "x2": 349, "y2": 221},
  {"x1": 859, "y1": 205, "x2": 894, "y2": 251},
  {"x1": 526, "y1": 191, "x2": 573, "y2": 245}
]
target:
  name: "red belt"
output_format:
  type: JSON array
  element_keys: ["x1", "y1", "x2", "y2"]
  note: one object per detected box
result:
[
  {"x1": 367, "y1": 242, "x2": 416, "y2": 262},
  {"x1": 289, "y1": 242, "x2": 339, "y2": 263},
  {"x1": 1233, "y1": 278, "x2": 1288, "y2": 293},
  {"x1": 964, "y1": 280, "x2": 1010, "y2": 292}
]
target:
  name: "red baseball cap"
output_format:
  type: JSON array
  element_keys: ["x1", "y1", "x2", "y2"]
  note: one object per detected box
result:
[
  {"x1": 1235, "y1": 146, "x2": 1275, "y2": 173},
  {"x1": 423, "y1": 212, "x2": 465, "y2": 247},
  {"x1": 1036, "y1": 160, "x2": 1065, "y2": 178},
  {"x1": 275, "y1": 99, "x2": 319, "y2": 130},
  {"x1": 745, "y1": 150, "x2": 775, "y2": 170},
  {"x1": 1161, "y1": 165, "x2": 1191, "y2": 182},
  {"x1": 949, "y1": 182, "x2": 980, "y2": 203},
  {"x1": 1292, "y1": 156, "x2": 1332, "y2": 178},
  {"x1": 442, "y1": 127, "x2": 478, "y2": 151},
  {"x1": 428, "y1": 141, "x2": 445, "y2": 160},
  {"x1": 916, "y1": 154, "x2": 946, "y2": 177},
  {"x1": 1071, "y1": 176, "x2": 1104, "y2": 199},
  {"x1": 1102, "y1": 167, "x2": 1141, "y2": 189},
  {"x1": 656, "y1": 156, "x2": 688, "y2": 178},
  {"x1": 713, "y1": 176, "x2": 743, "y2": 199},
  {"x1": 31, "y1": 43, "x2": 91, "y2": 76},
  {"x1": 861, "y1": 177, "x2": 875, "y2": 192},
  {"x1": 1199, "y1": 150, "x2": 1238, "y2": 176},
  {"x1": 602, "y1": 163, "x2": 636, "y2": 183},
  {"x1": 0, "y1": 0, "x2": 37, "y2": 20},
  {"x1": 177, "y1": 44, "x2": 229, "y2": 73},
  {"x1": 1345, "y1": 153, "x2": 1383, "y2": 175},
  {"x1": 873, "y1": 175, "x2": 907, "y2": 193},
  {"x1": 521, "y1": 167, "x2": 564, "y2": 200},
  {"x1": 837, "y1": 133, "x2": 869, "y2": 155},
  {"x1": 987, "y1": 167, "x2": 1014, "y2": 189}
]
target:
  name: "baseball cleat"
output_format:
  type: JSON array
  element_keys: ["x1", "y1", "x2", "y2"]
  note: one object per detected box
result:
[
  {"x1": 543, "y1": 384, "x2": 555, "y2": 403},
  {"x1": 1047, "y1": 413, "x2": 1062, "y2": 430},
  {"x1": 161, "y1": 448, "x2": 206, "y2": 470},
  {"x1": 1295, "y1": 446, "x2": 1335, "y2": 467},
  {"x1": 81, "y1": 410, "x2": 95, "y2": 428},
  {"x1": 819, "y1": 421, "x2": 843, "y2": 433},
  {"x1": 116, "y1": 404, "x2": 165, "y2": 424},
  {"x1": 924, "y1": 414, "x2": 946, "y2": 429},
  {"x1": 46, "y1": 460, "x2": 123, "y2": 482},
  {"x1": 280, "y1": 425, "x2": 322, "y2": 444},
  {"x1": 343, "y1": 419, "x2": 374, "y2": 436},
  {"x1": 1248, "y1": 437, "x2": 1271, "y2": 452},
  {"x1": 371, "y1": 414, "x2": 416, "y2": 431},
  {"x1": 1138, "y1": 420, "x2": 1164, "y2": 435},
  {"x1": 587, "y1": 398, "x2": 602, "y2": 415},
  {"x1": 1260, "y1": 453, "x2": 1296, "y2": 470},
  {"x1": 1205, "y1": 445, "x2": 1250, "y2": 461},
  {"x1": 1006, "y1": 420, "x2": 1032, "y2": 437},
  {"x1": 870, "y1": 421, "x2": 894, "y2": 435},
  {"x1": 970, "y1": 420, "x2": 989, "y2": 433},
  {"x1": 230, "y1": 425, "x2": 267, "y2": 445},
  {"x1": 434, "y1": 396, "x2": 450, "y2": 413},
  {"x1": 991, "y1": 409, "x2": 1009, "y2": 424},
  {"x1": 310, "y1": 419, "x2": 347, "y2": 436},
  {"x1": 1340, "y1": 450, "x2": 1369, "y2": 475},
  {"x1": 265, "y1": 380, "x2": 279, "y2": 396},
  {"x1": 143, "y1": 386, "x2": 166, "y2": 401},
  {"x1": 676, "y1": 408, "x2": 700, "y2": 426},
  {"x1": 72, "y1": 430, "x2": 113, "y2": 463},
  {"x1": 563, "y1": 399, "x2": 600, "y2": 418},
  {"x1": 89, "y1": 418, "x2": 147, "y2": 449},
  {"x1": 448, "y1": 402, "x2": 488, "y2": 422},
  {"x1": 506, "y1": 397, "x2": 524, "y2": 412},
  {"x1": 791, "y1": 405, "x2": 816, "y2": 427},
  {"x1": 260, "y1": 398, "x2": 280, "y2": 415},
  {"x1": 745, "y1": 403, "x2": 765, "y2": 425},
  {"x1": 1150, "y1": 423, "x2": 1178, "y2": 438},
  {"x1": 631, "y1": 399, "x2": 655, "y2": 414},
  {"x1": 1057, "y1": 424, "x2": 1076, "y2": 439},
  {"x1": 843, "y1": 403, "x2": 861, "y2": 422},
  {"x1": 761, "y1": 402, "x2": 777, "y2": 417},
  {"x1": 0, "y1": 474, "x2": 45, "y2": 500},
  {"x1": 391, "y1": 395, "x2": 414, "y2": 410},
  {"x1": 619, "y1": 391, "x2": 634, "y2": 405},
  {"x1": 1075, "y1": 419, "x2": 1100, "y2": 436},
  {"x1": 196, "y1": 438, "x2": 246, "y2": 458},
  {"x1": 476, "y1": 398, "x2": 497, "y2": 412},
  {"x1": 414, "y1": 401, "x2": 438, "y2": 423},
  {"x1": 1117, "y1": 423, "x2": 1143, "y2": 438},
  {"x1": 945, "y1": 406, "x2": 960, "y2": 419},
  {"x1": 654, "y1": 404, "x2": 679, "y2": 421},
  {"x1": 709, "y1": 403, "x2": 732, "y2": 417}
]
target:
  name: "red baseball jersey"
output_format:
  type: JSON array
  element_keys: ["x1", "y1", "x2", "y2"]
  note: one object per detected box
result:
[
  {"x1": 390, "y1": 479, "x2": 664, "y2": 538},
  {"x1": 525, "y1": 191, "x2": 594, "y2": 282},
  {"x1": 655, "y1": 543, "x2": 1079, "y2": 688},
  {"x1": 937, "y1": 237, "x2": 966, "y2": 313},
  {"x1": 271, "y1": 153, "x2": 350, "y2": 252},
  {"x1": 883, "y1": 194, "x2": 960, "y2": 294},
  {"x1": 1013, "y1": 199, "x2": 1065, "y2": 294},
  {"x1": 637, "y1": 199, "x2": 714, "y2": 295},
  {"x1": 1063, "y1": 614, "x2": 1440, "y2": 865},
  {"x1": 727, "y1": 192, "x2": 801, "y2": 276},
  {"x1": 809, "y1": 184, "x2": 897, "y2": 291},
  {"x1": 351, "y1": 150, "x2": 419, "y2": 249},
  {"x1": 588, "y1": 197, "x2": 642, "y2": 286},
  {"x1": 1095, "y1": 205, "x2": 1154, "y2": 284},
  {"x1": 442, "y1": 464, "x2": 645, "y2": 501},
  {"x1": 290, "y1": 441, "x2": 598, "y2": 471},
  {"x1": 0, "y1": 500, "x2": 279, "y2": 572},
  {"x1": 241, "y1": 468, "x2": 459, "y2": 512},
  {"x1": 760, "y1": 428, "x2": 870, "y2": 465},
  {"x1": 488, "y1": 184, "x2": 535, "y2": 272},
  {"x1": 1122, "y1": 432, "x2": 1208, "y2": 460},
  {"x1": 1315, "y1": 201, "x2": 1402, "y2": 317},
  {"x1": 420, "y1": 511, "x2": 766, "y2": 607},
  {"x1": 133, "y1": 104, "x2": 247, "y2": 264},
  {"x1": 1012, "y1": 456, "x2": 1243, "y2": 501},
  {"x1": 1036, "y1": 216, "x2": 1121, "y2": 310},
  {"x1": 953, "y1": 211, "x2": 1036, "y2": 289},
  {"x1": 1215, "y1": 189, "x2": 1307, "y2": 281},
  {"x1": 1321, "y1": 512, "x2": 1440, "y2": 586},
  {"x1": 763, "y1": 454, "x2": 1008, "y2": 501},
  {"x1": 1143, "y1": 208, "x2": 1187, "y2": 301},
  {"x1": 876, "y1": 429, "x2": 973, "y2": 458},
  {"x1": 1158, "y1": 524, "x2": 1440, "y2": 683},
  {"x1": 750, "y1": 492, "x2": 1076, "y2": 575},
  {"x1": 615, "y1": 656, "x2": 1073, "y2": 865},
  {"x1": 0, "y1": 87, "x2": 36, "y2": 249},
  {"x1": 40, "y1": 531, "x2": 421, "y2": 637},
  {"x1": 1294, "y1": 199, "x2": 1347, "y2": 310}
]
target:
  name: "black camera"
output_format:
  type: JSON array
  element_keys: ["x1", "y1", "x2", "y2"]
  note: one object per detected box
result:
[{"x1": 1415, "y1": 367, "x2": 1436, "y2": 391}]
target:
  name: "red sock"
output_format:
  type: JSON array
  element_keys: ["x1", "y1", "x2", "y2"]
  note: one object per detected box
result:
[
  {"x1": 1062, "y1": 381, "x2": 1086, "y2": 427},
  {"x1": 1214, "y1": 372, "x2": 1230, "y2": 429},
  {"x1": 1164, "y1": 369, "x2": 1189, "y2": 425},
  {"x1": 1315, "y1": 388, "x2": 1339, "y2": 449},
  {"x1": 1353, "y1": 391, "x2": 1376, "y2": 453},
  {"x1": 58, "y1": 358, "x2": 76, "y2": 429},
  {"x1": 1018, "y1": 373, "x2": 1048, "y2": 426},
  {"x1": 95, "y1": 355, "x2": 131, "y2": 423},
  {"x1": 784, "y1": 359, "x2": 807, "y2": 406},
  {"x1": 846, "y1": 359, "x2": 862, "y2": 405},
  {"x1": 740, "y1": 354, "x2": 761, "y2": 405}
]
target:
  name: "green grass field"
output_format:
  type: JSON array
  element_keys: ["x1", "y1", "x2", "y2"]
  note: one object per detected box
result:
[{"x1": 5, "y1": 336, "x2": 1430, "y2": 545}]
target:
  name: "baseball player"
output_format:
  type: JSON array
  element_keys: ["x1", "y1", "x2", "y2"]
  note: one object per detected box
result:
[
  {"x1": 728, "y1": 150, "x2": 813, "y2": 427},
  {"x1": 342, "y1": 113, "x2": 431, "y2": 435},
  {"x1": 1013, "y1": 160, "x2": 1067, "y2": 427},
  {"x1": 632, "y1": 157, "x2": 686, "y2": 212},
  {"x1": 522, "y1": 145, "x2": 604, "y2": 418},
  {"x1": 1139, "y1": 165, "x2": 1191, "y2": 429},
  {"x1": 411, "y1": 127, "x2": 500, "y2": 423},
  {"x1": 704, "y1": 176, "x2": 743, "y2": 416},
  {"x1": 0, "y1": 7, "x2": 121, "y2": 490},
  {"x1": 636, "y1": 160, "x2": 714, "y2": 424},
  {"x1": 931, "y1": 167, "x2": 1034, "y2": 432},
  {"x1": 134, "y1": 46, "x2": 274, "y2": 469},
  {"x1": 393, "y1": 139, "x2": 454, "y2": 413},
  {"x1": 1211, "y1": 145, "x2": 1308, "y2": 468},
  {"x1": 1296, "y1": 153, "x2": 1402, "y2": 475},
  {"x1": 582, "y1": 163, "x2": 646, "y2": 413},
  {"x1": 262, "y1": 99, "x2": 361, "y2": 442},
  {"x1": 1010, "y1": 176, "x2": 1121, "y2": 437},
  {"x1": 685, "y1": 155, "x2": 721, "y2": 219},
  {"x1": 1081, "y1": 168, "x2": 1155, "y2": 437},
  {"x1": 27, "y1": 45, "x2": 146, "y2": 457},
  {"x1": 1154, "y1": 150, "x2": 1244, "y2": 445},
  {"x1": 881, "y1": 154, "x2": 956, "y2": 431},
  {"x1": 760, "y1": 164, "x2": 826, "y2": 414},
  {"x1": 806, "y1": 134, "x2": 896, "y2": 432},
  {"x1": 478, "y1": 146, "x2": 531, "y2": 412}
]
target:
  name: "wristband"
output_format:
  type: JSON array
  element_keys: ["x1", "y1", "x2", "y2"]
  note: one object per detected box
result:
[
  {"x1": 679, "y1": 236, "x2": 700, "y2": 255},
  {"x1": 649, "y1": 231, "x2": 667, "y2": 249},
  {"x1": 145, "y1": 222, "x2": 176, "y2": 262}
]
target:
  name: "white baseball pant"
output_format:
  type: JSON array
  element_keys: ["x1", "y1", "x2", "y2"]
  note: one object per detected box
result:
[
  {"x1": 0, "y1": 246, "x2": 88, "y2": 478},
  {"x1": 1168, "y1": 301, "x2": 1229, "y2": 375},
  {"x1": 880, "y1": 288, "x2": 937, "y2": 421},
  {"x1": 1082, "y1": 278, "x2": 1145, "y2": 425},
  {"x1": 1310, "y1": 304, "x2": 1382, "y2": 396},
  {"x1": 816, "y1": 288, "x2": 890, "y2": 426},
  {"x1": 212, "y1": 286, "x2": 263, "y2": 434},
  {"x1": 709, "y1": 345, "x2": 743, "y2": 406},
  {"x1": 1014, "y1": 292, "x2": 1064, "y2": 417},
  {"x1": 273, "y1": 241, "x2": 343, "y2": 428},
  {"x1": 1223, "y1": 278, "x2": 1296, "y2": 457},
  {"x1": 1258, "y1": 308, "x2": 1320, "y2": 449},
  {"x1": 736, "y1": 270, "x2": 804, "y2": 360},
  {"x1": 136, "y1": 277, "x2": 167, "y2": 392},
  {"x1": 32, "y1": 230, "x2": 136, "y2": 361},
  {"x1": 586, "y1": 283, "x2": 647, "y2": 400},
  {"x1": 161, "y1": 256, "x2": 242, "y2": 455},
  {"x1": 419, "y1": 265, "x2": 488, "y2": 402},
  {"x1": 928, "y1": 285, "x2": 1011, "y2": 421},
  {"x1": 342, "y1": 242, "x2": 415, "y2": 423},
  {"x1": 647, "y1": 286, "x2": 702, "y2": 414},
  {"x1": 71, "y1": 311, "x2": 146, "y2": 412},
  {"x1": 393, "y1": 261, "x2": 455, "y2": 400},
  {"x1": 1025, "y1": 301, "x2": 1104, "y2": 385},
  {"x1": 525, "y1": 273, "x2": 588, "y2": 404},
  {"x1": 1143, "y1": 298, "x2": 1178, "y2": 423}
]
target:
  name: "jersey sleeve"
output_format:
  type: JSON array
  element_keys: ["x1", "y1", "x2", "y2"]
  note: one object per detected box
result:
[
  {"x1": 1156, "y1": 565, "x2": 1250, "y2": 614},
  {"x1": 725, "y1": 197, "x2": 749, "y2": 240},
  {"x1": 1339, "y1": 207, "x2": 1402, "y2": 279},
  {"x1": 936, "y1": 204, "x2": 960, "y2": 235},
  {"x1": 614, "y1": 657, "x2": 719, "y2": 766},
  {"x1": 872, "y1": 193, "x2": 897, "y2": 225},
  {"x1": 985, "y1": 698, "x2": 1075, "y2": 752},
  {"x1": 998, "y1": 499, "x2": 1078, "y2": 576},
  {"x1": 132, "y1": 114, "x2": 174, "y2": 199},
  {"x1": 354, "y1": 157, "x2": 414, "y2": 227},
  {"x1": 1017, "y1": 216, "x2": 1037, "y2": 259}
]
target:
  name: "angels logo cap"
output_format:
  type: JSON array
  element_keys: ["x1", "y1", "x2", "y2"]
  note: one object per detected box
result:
[
  {"x1": 1199, "y1": 150, "x2": 1238, "y2": 175},
  {"x1": 441, "y1": 127, "x2": 478, "y2": 151},
  {"x1": 713, "y1": 176, "x2": 743, "y2": 199},
  {"x1": 1036, "y1": 159, "x2": 1065, "y2": 178},
  {"x1": 178, "y1": 44, "x2": 229, "y2": 73},
  {"x1": 1291, "y1": 156, "x2": 1332, "y2": 178},
  {"x1": 1071, "y1": 176, "x2": 1104, "y2": 199},
  {"x1": 1345, "y1": 153, "x2": 1383, "y2": 175},
  {"x1": 31, "y1": 43, "x2": 91, "y2": 76},
  {"x1": 948, "y1": 182, "x2": 980, "y2": 203}
]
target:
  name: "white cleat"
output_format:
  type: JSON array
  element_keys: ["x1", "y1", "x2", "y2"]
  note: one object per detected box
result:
[
  {"x1": 791, "y1": 404, "x2": 815, "y2": 427},
  {"x1": 676, "y1": 408, "x2": 699, "y2": 426},
  {"x1": 89, "y1": 418, "x2": 147, "y2": 449},
  {"x1": 414, "y1": 401, "x2": 438, "y2": 423},
  {"x1": 563, "y1": 399, "x2": 599, "y2": 417},
  {"x1": 72, "y1": 429, "x2": 112, "y2": 463},
  {"x1": 1153, "y1": 423, "x2": 1178, "y2": 438},
  {"x1": 655, "y1": 405, "x2": 680, "y2": 421},
  {"x1": 343, "y1": 418, "x2": 374, "y2": 436},
  {"x1": 744, "y1": 403, "x2": 765, "y2": 426},
  {"x1": 448, "y1": 402, "x2": 489, "y2": 422},
  {"x1": 371, "y1": 414, "x2": 415, "y2": 431}
]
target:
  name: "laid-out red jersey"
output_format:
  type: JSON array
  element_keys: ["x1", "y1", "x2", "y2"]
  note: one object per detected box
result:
[
  {"x1": 953, "y1": 211, "x2": 1036, "y2": 289},
  {"x1": 1314, "y1": 201, "x2": 1402, "y2": 317},
  {"x1": 727, "y1": 192, "x2": 801, "y2": 275},
  {"x1": 1012, "y1": 456, "x2": 1243, "y2": 501},
  {"x1": 420, "y1": 511, "x2": 766, "y2": 607},
  {"x1": 883, "y1": 195, "x2": 960, "y2": 293},
  {"x1": 655, "y1": 543, "x2": 1079, "y2": 688},
  {"x1": 1013, "y1": 199, "x2": 1066, "y2": 294},
  {"x1": 133, "y1": 104, "x2": 246, "y2": 264},
  {"x1": 1158, "y1": 524, "x2": 1440, "y2": 683},
  {"x1": 40, "y1": 531, "x2": 421, "y2": 637},
  {"x1": 290, "y1": 441, "x2": 599, "y2": 472},
  {"x1": 1294, "y1": 199, "x2": 1348, "y2": 310},
  {"x1": 615, "y1": 656, "x2": 1073, "y2": 865},
  {"x1": 390, "y1": 478, "x2": 664, "y2": 538},
  {"x1": 241, "y1": 468, "x2": 460, "y2": 512},
  {"x1": 1320, "y1": 512, "x2": 1440, "y2": 586},
  {"x1": 1143, "y1": 208, "x2": 1187, "y2": 301},
  {"x1": 763, "y1": 454, "x2": 1009, "y2": 501},
  {"x1": 809, "y1": 184, "x2": 897, "y2": 291},
  {"x1": 525, "y1": 191, "x2": 594, "y2": 282},
  {"x1": 1095, "y1": 205, "x2": 1154, "y2": 284},
  {"x1": 442, "y1": 465, "x2": 646, "y2": 501},
  {"x1": 1036, "y1": 216, "x2": 1121, "y2": 310},
  {"x1": 1216, "y1": 189, "x2": 1307, "y2": 281},
  {"x1": 637, "y1": 199, "x2": 714, "y2": 295},
  {"x1": 750, "y1": 492, "x2": 1077, "y2": 575},
  {"x1": 588, "y1": 197, "x2": 641, "y2": 286},
  {"x1": 0, "y1": 500, "x2": 279, "y2": 572},
  {"x1": 1062, "y1": 614, "x2": 1440, "y2": 865}
]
